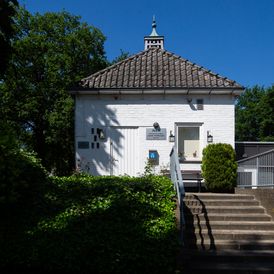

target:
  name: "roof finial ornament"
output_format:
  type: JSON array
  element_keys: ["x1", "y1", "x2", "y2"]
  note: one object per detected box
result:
[
  {"x1": 144, "y1": 16, "x2": 164, "y2": 50},
  {"x1": 150, "y1": 15, "x2": 159, "y2": 37}
]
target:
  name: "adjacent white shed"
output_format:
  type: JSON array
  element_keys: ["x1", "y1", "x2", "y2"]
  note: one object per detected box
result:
[{"x1": 237, "y1": 149, "x2": 274, "y2": 188}]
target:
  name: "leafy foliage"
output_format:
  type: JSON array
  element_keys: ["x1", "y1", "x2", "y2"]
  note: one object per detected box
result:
[
  {"x1": 0, "y1": 0, "x2": 18, "y2": 78},
  {"x1": 143, "y1": 158, "x2": 154, "y2": 176},
  {"x1": 1, "y1": 6, "x2": 108, "y2": 175},
  {"x1": 0, "y1": 122, "x2": 49, "y2": 270},
  {"x1": 0, "y1": 122, "x2": 48, "y2": 208},
  {"x1": 1, "y1": 174, "x2": 178, "y2": 273},
  {"x1": 236, "y1": 85, "x2": 274, "y2": 141},
  {"x1": 110, "y1": 49, "x2": 130, "y2": 65},
  {"x1": 201, "y1": 143, "x2": 237, "y2": 193},
  {"x1": 259, "y1": 86, "x2": 274, "y2": 141}
]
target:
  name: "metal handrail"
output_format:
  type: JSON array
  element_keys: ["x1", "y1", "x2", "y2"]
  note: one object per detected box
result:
[{"x1": 170, "y1": 146, "x2": 185, "y2": 243}]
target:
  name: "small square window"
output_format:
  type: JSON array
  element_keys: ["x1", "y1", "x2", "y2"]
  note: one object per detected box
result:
[
  {"x1": 197, "y1": 99, "x2": 204, "y2": 110},
  {"x1": 78, "y1": 142, "x2": 89, "y2": 149}
]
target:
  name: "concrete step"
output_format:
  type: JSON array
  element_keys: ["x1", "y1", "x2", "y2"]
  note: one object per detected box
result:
[
  {"x1": 180, "y1": 250, "x2": 274, "y2": 273},
  {"x1": 183, "y1": 262, "x2": 274, "y2": 274},
  {"x1": 185, "y1": 229, "x2": 274, "y2": 241},
  {"x1": 185, "y1": 186, "x2": 207, "y2": 193},
  {"x1": 180, "y1": 192, "x2": 274, "y2": 274},
  {"x1": 184, "y1": 249, "x2": 274, "y2": 263},
  {"x1": 184, "y1": 199, "x2": 259, "y2": 206},
  {"x1": 185, "y1": 205, "x2": 265, "y2": 214},
  {"x1": 184, "y1": 239, "x2": 274, "y2": 250},
  {"x1": 184, "y1": 193, "x2": 255, "y2": 200},
  {"x1": 185, "y1": 220, "x2": 274, "y2": 231},
  {"x1": 185, "y1": 213, "x2": 272, "y2": 222}
]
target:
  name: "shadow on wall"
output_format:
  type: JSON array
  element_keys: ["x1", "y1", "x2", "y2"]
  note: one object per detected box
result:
[{"x1": 76, "y1": 103, "x2": 124, "y2": 176}]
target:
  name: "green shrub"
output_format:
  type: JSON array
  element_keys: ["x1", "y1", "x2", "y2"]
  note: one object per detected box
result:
[
  {"x1": 0, "y1": 127, "x2": 48, "y2": 210},
  {"x1": 0, "y1": 123, "x2": 49, "y2": 271},
  {"x1": 1, "y1": 174, "x2": 178, "y2": 274},
  {"x1": 201, "y1": 143, "x2": 237, "y2": 193}
]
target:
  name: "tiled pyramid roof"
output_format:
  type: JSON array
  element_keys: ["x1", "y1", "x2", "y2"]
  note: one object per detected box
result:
[{"x1": 80, "y1": 48, "x2": 243, "y2": 90}]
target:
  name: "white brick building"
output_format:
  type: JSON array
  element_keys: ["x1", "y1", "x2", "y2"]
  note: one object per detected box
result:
[{"x1": 71, "y1": 19, "x2": 244, "y2": 176}]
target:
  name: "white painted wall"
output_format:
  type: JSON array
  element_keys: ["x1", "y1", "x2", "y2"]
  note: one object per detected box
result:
[{"x1": 75, "y1": 93, "x2": 236, "y2": 176}]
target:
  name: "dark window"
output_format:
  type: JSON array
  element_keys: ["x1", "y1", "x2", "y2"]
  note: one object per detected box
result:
[
  {"x1": 94, "y1": 135, "x2": 97, "y2": 142},
  {"x1": 197, "y1": 99, "x2": 204, "y2": 110},
  {"x1": 91, "y1": 128, "x2": 94, "y2": 134},
  {"x1": 97, "y1": 143, "x2": 100, "y2": 149},
  {"x1": 91, "y1": 143, "x2": 94, "y2": 149},
  {"x1": 78, "y1": 142, "x2": 89, "y2": 149}
]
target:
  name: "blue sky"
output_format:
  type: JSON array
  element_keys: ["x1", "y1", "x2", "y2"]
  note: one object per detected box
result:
[{"x1": 19, "y1": 0, "x2": 274, "y2": 88}]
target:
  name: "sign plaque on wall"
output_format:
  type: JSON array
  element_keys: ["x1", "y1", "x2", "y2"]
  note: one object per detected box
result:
[
  {"x1": 146, "y1": 128, "x2": 167, "y2": 140},
  {"x1": 148, "y1": 150, "x2": 159, "y2": 165},
  {"x1": 78, "y1": 141, "x2": 89, "y2": 149}
]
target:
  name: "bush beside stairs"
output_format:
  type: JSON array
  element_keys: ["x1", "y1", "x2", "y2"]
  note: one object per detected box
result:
[{"x1": 178, "y1": 193, "x2": 274, "y2": 274}]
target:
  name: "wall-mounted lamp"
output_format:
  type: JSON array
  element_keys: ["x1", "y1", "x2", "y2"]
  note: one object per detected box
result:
[
  {"x1": 207, "y1": 131, "x2": 213, "y2": 143},
  {"x1": 153, "y1": 122, "x2": 160, "y2": 131},
  {"x1": 97, "y1": 128, "x2": 105, "y2": 140},
  {"x1": 169, "y1": 130, "x2": 175, "y2": 142}
]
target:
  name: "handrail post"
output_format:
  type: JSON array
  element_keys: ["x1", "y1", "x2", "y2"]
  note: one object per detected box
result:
[{"x1": 170, "y1": 146, "x2": 185, "y2": 244}]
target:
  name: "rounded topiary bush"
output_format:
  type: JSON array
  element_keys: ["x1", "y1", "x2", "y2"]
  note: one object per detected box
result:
[{"x1": 201, "y1": 143, "x2": 237, "y2": 193}]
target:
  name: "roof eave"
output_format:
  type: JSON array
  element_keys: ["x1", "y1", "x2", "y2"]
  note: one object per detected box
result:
[{"x1": 69, "y1": 86, "x2": 245, "y2": 96}]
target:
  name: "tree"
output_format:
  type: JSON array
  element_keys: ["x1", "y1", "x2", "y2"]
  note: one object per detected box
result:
[
  {"x1": 260, "y1": 86, "x2": 274, "y2": 141},
  {"x1": 235, "y1": 85, "x2": 274, "y2": 141},
  {"x1": 235, "y1": 86, "x2": 265, "y2": 141},
  {"x1": 0, "y1": 0, "x2": 18, "y2": 78},
  {"x1": 1, "y1": 7, "x2": 108, "y2": 175},
  {"x1": 111, "y1": 49, "x2": 130, "y2": 65}
]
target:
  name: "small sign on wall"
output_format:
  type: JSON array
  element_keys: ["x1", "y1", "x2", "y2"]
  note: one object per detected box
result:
[
  {"x1": 146, "y1": 128, "x2": 167, "y2": 140},
  {"x1": 148, "y1": 150, "x2": 159, "y2": 165},
  {"x1": 78, "y1": 141, "x2": 89, "y2": 149}
]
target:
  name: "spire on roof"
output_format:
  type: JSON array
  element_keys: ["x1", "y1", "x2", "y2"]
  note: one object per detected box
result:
[
  {"x1": 144, "y1": 16, "x2": 164, "y2": 50},
  {"x1": 150, "y1": 15, "x2": 159, "y2": 36}
]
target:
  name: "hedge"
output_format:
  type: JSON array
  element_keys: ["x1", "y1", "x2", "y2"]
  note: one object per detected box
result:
[
  {"x1": 0, "y1": 124, "x2": 48, "y2": 209},
  {"x1": 0, "y1": 124, "x2": 50, "y2": 272},
  {"x1": 1, "y1": 174, "x2": 178, "y2": 274}
]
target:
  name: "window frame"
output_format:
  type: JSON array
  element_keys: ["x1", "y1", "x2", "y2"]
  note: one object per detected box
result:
[
  {"x1": 196, "y1": 99, "x2": 204, "y2": 110},
  {"x1": 175, "y1": 122, "x2": 204, "y2": 163}
]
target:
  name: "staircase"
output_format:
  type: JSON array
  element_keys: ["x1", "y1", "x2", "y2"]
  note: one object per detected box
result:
[{"x1": 179, "y1": 193, "x2": 274, "y2": 273}]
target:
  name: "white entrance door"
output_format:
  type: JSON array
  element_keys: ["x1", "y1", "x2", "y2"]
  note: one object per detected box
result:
[{"x1": 109, "y1": 126, "x2": 139, "y2": 176}]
